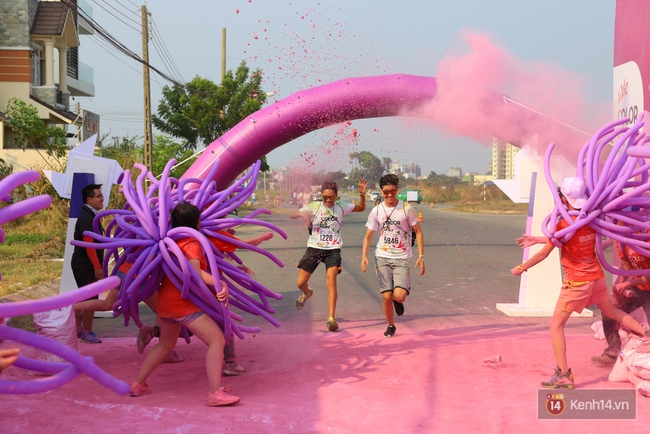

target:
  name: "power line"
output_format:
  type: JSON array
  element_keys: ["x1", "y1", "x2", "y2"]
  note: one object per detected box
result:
[
  {"x1": 93, "y1": 0, "x2": 141, "y2": 33},
  {"x1": 61, "y1": 0, "x2": 186, "y2": 87},
  {"x1": 150, "y1": 17, "x2": 186, "y2": 83}
]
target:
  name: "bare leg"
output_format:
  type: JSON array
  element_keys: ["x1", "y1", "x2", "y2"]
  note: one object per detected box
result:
[
  {"x1": 186, "y1": 314, "x2": 226, "y2": 393},
  {"x1": 135, "y1": 318, "x2": 180, "y2": 384},
  {"x1": 393, "y1": 287, "x2": 408, "y2": 304},
  {"x1": 325, "y1": 266, "x2": 339, "y2": 319},
  {"x1": 296, "y1": 269, "x2": 313, "y2": 295},
  {"x1": 382, "y1": 291, "x2": 395, "y2": 326},
  {"x1": 74, "y1": 289, "x2": 119, "y2": 314},
  {"x1": 549, "y1": 308, "x2": 572, "y2": 372},
  {"x1": 81, "y1": 311, "x2": 94, "y2": 332}
]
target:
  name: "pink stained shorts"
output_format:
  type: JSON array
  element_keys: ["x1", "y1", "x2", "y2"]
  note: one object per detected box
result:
[{"x1": 556, "y1": 277, "x2": 609, "y2": 314}]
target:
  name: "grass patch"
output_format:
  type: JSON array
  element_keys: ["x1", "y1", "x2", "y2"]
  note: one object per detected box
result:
[
  {"x1": 0, "y1": 260, "x2": 63, "y2": 297},
  {"x1": 450, "y1": 200, "x2": 528, "y2": 214}
]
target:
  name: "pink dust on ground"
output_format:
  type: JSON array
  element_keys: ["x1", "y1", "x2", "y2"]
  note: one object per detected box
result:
[{"x1": 2, "y1": 320, "x2": 648, "y2": 433}]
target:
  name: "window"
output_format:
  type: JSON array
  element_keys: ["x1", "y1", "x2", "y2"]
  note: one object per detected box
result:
[{"x1": 31, "y1": 46, "x2": 44, "y2": 85}]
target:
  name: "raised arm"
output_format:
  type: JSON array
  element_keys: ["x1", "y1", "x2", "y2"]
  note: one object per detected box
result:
[
  {"x1": 353, "y1": 178, "x2": 368, "y2": 212},
  {"x1": 515, "y1": 234, "x2": 548, "y2": 249}
]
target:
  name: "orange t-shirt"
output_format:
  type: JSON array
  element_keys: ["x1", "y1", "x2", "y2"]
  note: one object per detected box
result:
[
  {"x1": 617, "y1": 239, "x2": 650, "y2": 291},
  {"x1": 157, "y1": 238, "x2": 205, "y2": 319},
  {"x1": 209, "y1": 231, "x2": 238, "y2": 253},
  {"x1": 547, "y1": 218, "x2": 604, "y2": 281}
]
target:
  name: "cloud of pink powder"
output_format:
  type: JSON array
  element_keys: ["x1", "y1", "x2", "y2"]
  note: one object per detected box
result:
[{"x1": 410, "y1": 30, "x2": 610, "y2": 163}]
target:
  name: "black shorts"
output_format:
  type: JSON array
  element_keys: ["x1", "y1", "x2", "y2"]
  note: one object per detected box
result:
[
  {"x1": 72, "y1": 268, "x2": 99, "y2": 300},
  {"x1": 297, "y1": 247, "x2": 342, "y2": 274}
]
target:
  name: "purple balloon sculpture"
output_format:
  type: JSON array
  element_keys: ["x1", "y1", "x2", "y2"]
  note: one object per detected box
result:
[
  {"x1": 72, "y1": 158, "x2": 286, "y2": 339},
  {"x1": 0, "y1": 278, "x2": 128, "y2": 395},
  {"x1": 182, "y1": 74, "x2": 438, "y2": 188},
  {"x1": 542, "y1": 113, "x2": 650, "y2": 275},
  {"x1": 1, "y1": 170, "x2": 128, "y2": 395}
]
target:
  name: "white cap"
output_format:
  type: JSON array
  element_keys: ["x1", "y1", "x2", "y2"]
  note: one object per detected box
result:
[{"x1": 560, "y1": 177, "x2": 588, "y2": 209}]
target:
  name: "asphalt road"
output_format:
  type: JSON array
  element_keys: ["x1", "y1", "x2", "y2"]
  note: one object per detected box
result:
[{"x1": 92, "y1": 198, "x2": 600, "y2": 338}]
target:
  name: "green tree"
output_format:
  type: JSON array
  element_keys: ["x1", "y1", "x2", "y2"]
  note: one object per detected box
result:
[
  {"x1": 152, "y1": 135, "x2": 196, "y2": 179},
  {"x1": 382, "y1": 157, "x2": 392, "y2": 173},
  {"x1": 152, "y1": 61, "x2": 269, "y2": 171},
  {"x1": 349, "y1": 151, "x2": 383, "y2": 184},
  {"x1": 4, "y1": 97, "x2": 68, "y2": 169},
  {"x1": 312, "y1": 170, "x2": 347, "y2": 190},
  {"x1": 0, "y1": 158, "x2": 13, "y2": 179}
]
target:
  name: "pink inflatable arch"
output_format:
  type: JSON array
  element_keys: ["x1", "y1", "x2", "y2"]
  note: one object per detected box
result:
[{"x1": 181, "y1": 74, "x2": 437, "y2": 187}]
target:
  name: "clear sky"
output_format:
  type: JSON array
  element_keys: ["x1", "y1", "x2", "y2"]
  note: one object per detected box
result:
[{"x1": 77, "y1": 0, "x2": 616, "y2": 176}]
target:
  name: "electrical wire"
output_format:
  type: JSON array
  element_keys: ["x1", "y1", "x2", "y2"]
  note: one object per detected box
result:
[
  {"x1": 150, "y1": 18, "x2": 186, "y2": 83},
  {"x1": 93, "y1": 0, "x2": 141, "y2": 33}
]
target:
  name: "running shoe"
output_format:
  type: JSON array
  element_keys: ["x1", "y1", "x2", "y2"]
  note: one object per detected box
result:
[
  {"x1": 223, "y1": 363, "x2": 247, "y2": 376},
  {"x1": 295, "y1": 287, "x2": 313, "y2": 310},
  {"x1": 137, "y1": 324, "x2": 156, "y2": 354},
  {"x1": 393, "y1": 300, "x2": 404, "y2": 316},
  {"x1": 80, "y1": 331, "x2": 102, "y2": 344},
  {"x1": 541, "y1": 366, "x2": 574, "y2": 389},
  {"x1": 384, "y1": 325, "x2": 396, "y2": 338},
  {"x1": 129, "y1": 381, "x2": 151, "y2": 397},
  {"x1": 207, "y1": 387, "x2": 240, "y2": 406},
  {"x1": 326, "y1": 317, "x2": 339, "y2": 332}
]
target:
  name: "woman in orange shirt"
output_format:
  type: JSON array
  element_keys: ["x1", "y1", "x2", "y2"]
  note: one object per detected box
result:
[{"x1": 130, "y1": 202, "x2": 239, "y2": 406}]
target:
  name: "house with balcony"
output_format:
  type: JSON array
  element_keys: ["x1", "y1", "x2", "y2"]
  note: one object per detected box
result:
[{"x1": 0, "y1": 0, "x2": 95, "y2": 171}]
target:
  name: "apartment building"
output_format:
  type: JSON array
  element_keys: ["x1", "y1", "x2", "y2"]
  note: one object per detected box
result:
[
  {"x1": 0, "y1": 0, "x2": 95, "y2": 171},
  {"x1": 491, "y1": 137, "x2": 519, "y2": 180}
]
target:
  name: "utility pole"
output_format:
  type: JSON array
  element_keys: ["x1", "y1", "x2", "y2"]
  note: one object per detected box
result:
[
  {"x1": 221, "y1": 28, "x2": 226, "y2": 82},
  {"x1": 142, "y1": 5, "x2": 153, "y2": 176}
]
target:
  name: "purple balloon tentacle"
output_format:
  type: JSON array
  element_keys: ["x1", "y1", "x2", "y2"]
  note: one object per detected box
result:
[
  {"x1": 0, "y1": 277, "x2": 119, "y2": 318},
  {"x1": 12, "y1": 355, "x2": 69, "y2": 374},
  {"x1": 0, "y1": 326, "x2": 129, "y2": 395},
  {"x1": 0, "y1": 195, "x2": 52, "y2": 226}
]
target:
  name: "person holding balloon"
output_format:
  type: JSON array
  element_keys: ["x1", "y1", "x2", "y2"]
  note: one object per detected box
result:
[
  {"x1": 590, "y1": 226, "x2": 650, "y2": 367},
  {"x1": 129, "y1": 202, "x2": 239, "y2": 406},
  {"x1": 511, "y1": 177, "x2": 650, "y2": 389},
  {"x1": 0, "y1": 347, "x2": 20, "y2": 374},
  {"x1": 137, "y1": 228, "x2": 275, "y2": 376}
]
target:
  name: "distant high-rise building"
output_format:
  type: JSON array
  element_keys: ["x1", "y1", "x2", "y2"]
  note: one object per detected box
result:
[{"x1": 491, "y1": 138, "x2": 519, "y2": 180}]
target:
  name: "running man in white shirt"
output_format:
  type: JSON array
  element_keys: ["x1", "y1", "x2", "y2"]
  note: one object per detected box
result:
[
  {"x1": 291, "y1": 178, "x2": 367, "y2": 332},
  {"x1": 361, "y1": 174, "x2": 425, "y2": 337}
]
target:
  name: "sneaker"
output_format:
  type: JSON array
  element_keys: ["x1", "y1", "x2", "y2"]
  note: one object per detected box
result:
[
  {"x1": 327, "y1": 317, "x2": 339, "y2": 332},
  {"x1": 207, "y1": 386, "x2": 240, "y2": 406},
  {"x1": 80, "y1": 331, "x2": 102, "y2": 344},
  {"x1": 590, "y1": 354, "x2": 616, "y2": 367},
  {"x1": 129, "y1": 381, "x2": 151, "y2": 397},
  {"x1": 295, "y1": 287, "x2": 313, "y2": 310},
  {"x1": 137, "y1": 324, "x2": 156, "y2": 354},
  {"x1": 162, "y1": 349, "x2": 185, "y2": 364},
  {"x1": 541, "y1": 366, "x2": 574, "y2": 389},
  {"x1": 384, "y1": 325, "x2": 396, "y2": 338},
  {"x1": 393, "y1": 300, "x2": 404, "y2": 316},
  {"x1": 223, "y1": 362, "x2": 247, "y2": 376}
]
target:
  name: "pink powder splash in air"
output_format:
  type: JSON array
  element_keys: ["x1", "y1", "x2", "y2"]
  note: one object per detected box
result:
[{"x1": 411, "y1": 31, "x2": 610, "y2": 163}]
